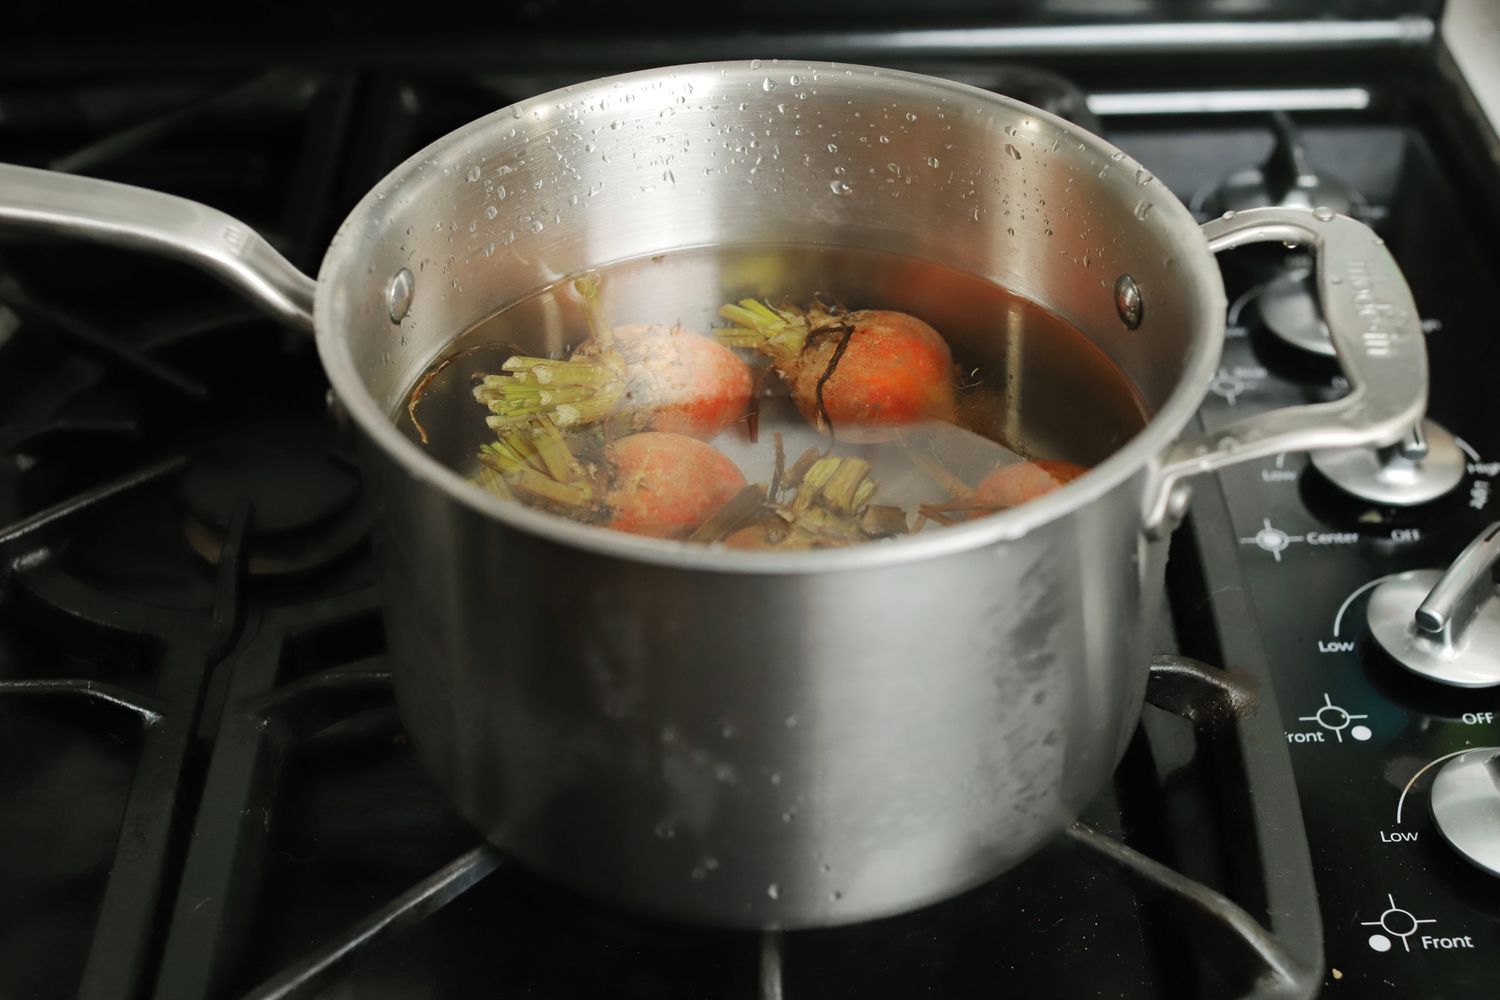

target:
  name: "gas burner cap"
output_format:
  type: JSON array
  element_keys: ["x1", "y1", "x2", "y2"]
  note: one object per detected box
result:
[
  {"x1": 183, "y1": 506, "x2": 367, "y2": 577},
  {"x1": 181, "y1": 419, "x2": 357, "y2": 534},
  {"x1": 1197, "y1": 111, "x2": 1368, "y2": 220},
  {"x1": 1257, "y1": 266, "x2": 1334, "y2": 356},
  {"x1": 179, "y1": 418, "x2": 365, "y2": 577}
]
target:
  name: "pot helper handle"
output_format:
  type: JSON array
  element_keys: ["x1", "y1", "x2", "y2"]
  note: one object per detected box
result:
[
  {"x1": 0, "y1": 163, "x2": 315, "y2": 334},
  {"x1": 1146, "y1": 205, "x2": 1428, "y2": 532}
]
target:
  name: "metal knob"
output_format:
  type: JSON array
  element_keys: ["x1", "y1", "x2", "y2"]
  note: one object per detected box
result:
[
  {"x1": 1311, "y1": 419, "x2": 1466, "y2": 506},
  {"x1": 1429, "y1": 747, "x2": 1500, "y2": 878},
  {"x1": 1366, "y1": 523, "x2": 1500, "y2": 687},
  {"x1": 1258, "y1": 265, "x2": 1334, "y2": 357}
]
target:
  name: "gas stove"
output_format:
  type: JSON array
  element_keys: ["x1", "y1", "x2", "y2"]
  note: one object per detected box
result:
[{"x1": 2, "y1": 6, "x2": 1498, "y2": 999}]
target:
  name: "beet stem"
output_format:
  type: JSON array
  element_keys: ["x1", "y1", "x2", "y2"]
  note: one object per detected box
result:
[{"x1": 574, "y1": 274, "x2": 615, "y2": 351}]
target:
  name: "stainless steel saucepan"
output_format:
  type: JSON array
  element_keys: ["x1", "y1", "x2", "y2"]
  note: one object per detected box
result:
[{"x1": 0, "y1": 61, "x2": 1426, "y2": 929}]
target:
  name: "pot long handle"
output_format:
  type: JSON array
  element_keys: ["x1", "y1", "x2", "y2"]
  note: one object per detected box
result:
[
  {"x1": 0, "y1": 163, "x2": 316, "y2": 334},
  {"x1": 1146, "y1": 205, "x2": 1428, "y2": 530}
]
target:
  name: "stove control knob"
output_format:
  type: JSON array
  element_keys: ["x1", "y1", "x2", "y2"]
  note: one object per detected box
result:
[
  {"x1": 1430, "y1": 747, "x2": 1500, "y2": 878},
  {"x1": 1367, "y1": 522, "x2": 1500, "y2": 686},
  {"x1": 1258, "y1": 265, "x2": 1334, "y2": 357},
  {"x1": 1312, "y1": 420, "x2": 1466, "y2": 506}
]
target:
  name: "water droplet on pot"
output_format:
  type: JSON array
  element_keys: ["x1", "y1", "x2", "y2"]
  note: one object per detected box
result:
[
  {"x1": 1313, "y1": 205, "x2": 1335, "y2": 221},
  {"x1": 529, "y1": 220, "x2": 544, "y2": 233},
  {"x1": 1004, "y1": 144, "x2": 1021, "y2": 160},
  {"x1": 826, "y1": 143, "x2": 838, "y2": 153},
  {"x1": 767, "y1": 883, "x2": 781, "y2": 900},
  {"x1": 654, "y1": 821, "x2": 676, "y2": 839},
  {"x1": 926, "y1": 155, "x2": 940, "y2": 168},
  {"x1": 830, "y1": 180, "x2": 852, "y2": 195},
  {"x1": 1134, "y1": 201, "x2": 1154, "y2": 220},
  {"x1": 484, "y1": 205, "x2": 498, "y2": 219},
  {"x1": 762, "y1": 77, "x2": 777, "y2": 92}
]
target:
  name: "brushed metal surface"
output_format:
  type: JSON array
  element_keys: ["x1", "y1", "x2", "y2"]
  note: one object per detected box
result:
[
  {"x1": 1311, "y1": 419, "x2": 1466, "y2": 506},
  {"x1": 0, "y1": 163, "x2": 315, "y2": 332},
  {"x1": 1368, "y1": 535, "x2": 1500, "y2": 690},
  {"x1": 1430, "y1": 747, "x2": 1500, "y2": 879}
]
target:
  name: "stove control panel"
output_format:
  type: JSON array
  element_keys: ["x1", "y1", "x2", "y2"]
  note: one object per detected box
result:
[{"x1": 1121, "y1": 109, "x2": 1500, "y2": 997}]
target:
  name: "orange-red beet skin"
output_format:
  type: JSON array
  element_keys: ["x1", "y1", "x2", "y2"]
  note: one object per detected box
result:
[
  {"x1": 782, "y1": 310, "x2": 956, "y2": 441},
  {"x1": 975, "y1": 459, "x2": 1089, "y2": 508},
  {"x1": 613, "y1": 324, "x2": 753, "y2": 440},
  {"x1": 603, "y1": 432, "x2": 748, "y2": 539}
]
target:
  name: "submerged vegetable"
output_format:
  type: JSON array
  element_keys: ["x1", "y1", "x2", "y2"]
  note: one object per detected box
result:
[
  {"x1": 717, "y1": 299, "x2": 956, "y2": 441},
  {"x1": 604, "y1": 432, "x2": 749, "y2": 538},
  {"x1": 690, "y1": 438, "x2": 909, "y2": 550},
  {"x1": 475, "y1": 420, "x2": 747, "y2": 539},
  {"x1": 475, "y1": 278, "x2": 752, "y2": 440},
  {"x1": 911, "y1": 454, "x2": 1090, "y2": 527},
  {"x1": 974, "y1": 459, "x2": 1089, "y2": 508},
  {"x1": 432, "y1": 251, "x2": 1127, "y2": 546}
]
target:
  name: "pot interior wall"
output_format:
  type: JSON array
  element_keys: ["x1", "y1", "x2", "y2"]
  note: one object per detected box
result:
[{"x1": 321, "y1": 62, "x2": 1221, "y2": 453}]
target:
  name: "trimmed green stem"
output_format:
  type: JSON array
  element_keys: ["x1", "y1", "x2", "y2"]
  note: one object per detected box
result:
[
  {"x1": 476, "y1": 416, "x2": 595, "y2": 509},
  {"x1": 471, "y1": 274, "x2": 628, "y2": 433},
  {"x1": 716, "y1": 299, "x2": 810, "y2": 362},
  {"x1": 574, "y1": 274, "x2": 614, "y2": 351}
]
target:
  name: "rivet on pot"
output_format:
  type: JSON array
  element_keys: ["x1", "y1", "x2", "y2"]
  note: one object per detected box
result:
[
  {"x1": 1114, "y1": 274, "x2": 1143, "y2": 330},
  {"x1": 387, "y1": 268, "x2": 415, "y2": 323}
]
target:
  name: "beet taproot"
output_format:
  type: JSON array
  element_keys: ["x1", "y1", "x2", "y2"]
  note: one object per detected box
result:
[
  {"x1": 474, "y1": 419, "x2": 746, "y2": 540},
  {"x1": 974, "y1": 459, "x2": 1089, "y2": 508},
  {"x1": 602, "y1": 432, "x2": 748, "y2": 538},
  {"x1": 475, "y1": 277, "x2": 752, "y2": 440},
  {"x1": 717, "y1": 300, "x2": 956, "y2": 441}
]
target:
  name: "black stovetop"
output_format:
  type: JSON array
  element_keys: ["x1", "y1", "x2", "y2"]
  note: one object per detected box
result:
[{"x1": 1, "y1": 32, "x2": 1497, "y2": 1000}]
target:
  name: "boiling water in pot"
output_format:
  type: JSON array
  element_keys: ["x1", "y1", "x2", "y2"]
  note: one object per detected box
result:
[{"x1": 396, "y1": 244, "x2": 1147, "y2": 547}]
